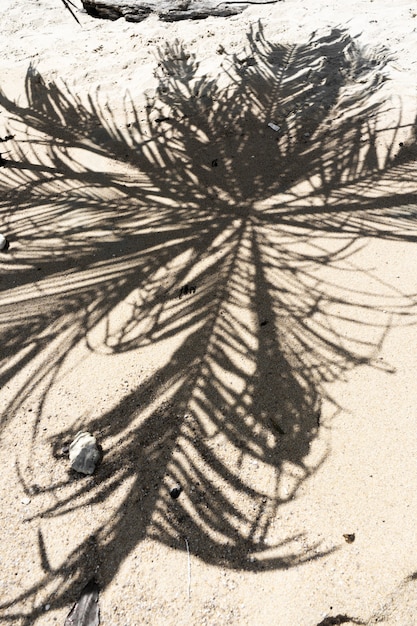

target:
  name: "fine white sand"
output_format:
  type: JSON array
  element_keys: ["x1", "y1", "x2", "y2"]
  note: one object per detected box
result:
[{"x1": 1, "y1": 1, "x2": 417, "y2": 624}]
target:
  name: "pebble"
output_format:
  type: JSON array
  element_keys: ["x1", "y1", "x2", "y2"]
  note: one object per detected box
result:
[
  {"x1": 21, "y1": 497, "x2": 31, "y2": 505},
  {"x1": 0, "y1": 234, "x2": 8, "y2": 251},
  {"x1": 69, "y1": 431, "x2": 100, "y2": 475},
  {"x1": 268, "y1": 121, "x2": 281, "y2": 132},
  {"x1": 170, "y1": 485, "x2": 182, "y2": 499}
]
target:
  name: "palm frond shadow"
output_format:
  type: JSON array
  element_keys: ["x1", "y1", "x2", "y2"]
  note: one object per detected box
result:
[{"x1": 1, "y1": 25, "x2": 417, "y2": 621}]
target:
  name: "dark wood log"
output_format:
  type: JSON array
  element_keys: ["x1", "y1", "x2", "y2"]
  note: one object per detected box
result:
[{"x1": 80, "y1": 0, "x2": 279, "y2": 23}]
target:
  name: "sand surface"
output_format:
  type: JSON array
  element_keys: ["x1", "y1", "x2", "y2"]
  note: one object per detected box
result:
[{"x1": 1, "y1": 1, "x2": 417, "y2": 624}]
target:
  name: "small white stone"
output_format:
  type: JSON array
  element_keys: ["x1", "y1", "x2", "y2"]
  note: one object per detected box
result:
[
  {"x1": 0, "y1": 234, "x2": 7, "y2": 250},
  {"x1": 21, "y1": 497, "x2": 31, "y2": 505},
  {"x1": 69, "y1": 431, "x2": 100, "y2": 475},
  {"x1": 44, "y1": 604, "x2": 50, "y2": 611},
  {"x1": 268, "y1": 122, "x2": 281, "y2": 132}
]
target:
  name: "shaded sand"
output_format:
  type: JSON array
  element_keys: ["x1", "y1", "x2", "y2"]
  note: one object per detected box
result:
[{"x1": 0, "y1": 1, "x2": 417, "y2": 624}]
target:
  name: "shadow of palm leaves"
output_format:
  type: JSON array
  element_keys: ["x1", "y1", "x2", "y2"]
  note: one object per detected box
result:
[{"x1": 0, "y1": 25, "x2": 417, "y2": 622}]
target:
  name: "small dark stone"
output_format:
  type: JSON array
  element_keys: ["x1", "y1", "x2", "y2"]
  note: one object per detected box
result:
[
  {"x1": 343, "y1": 533, "x2": 355, "y2": 544},
  {"x1": 260, "y1": 319, "x2": 269, "y2": 326},
  {"x1": 211, "y1": 158, "x2": 218, "y2": 167},
  {"x1": 179, "y1": 284, "x2": 196, "y2": 299},
  {"x1": 170, "y1": 485, "x2": 182, "y2": 499}
]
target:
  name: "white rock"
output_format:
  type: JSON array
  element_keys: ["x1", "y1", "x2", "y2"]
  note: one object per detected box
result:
[
  {"x1": 69, "y1": 431, "x2": 100, "y2": 475},
  {"x1": 267, "y1": 121, "x2": 281, "y2": 132},
  {"x1": 0, "y1": 234, "x2": 7, "y2": 250},
  {"x1": 21, "y1": 497, "x2": 31, "y2": 505}
]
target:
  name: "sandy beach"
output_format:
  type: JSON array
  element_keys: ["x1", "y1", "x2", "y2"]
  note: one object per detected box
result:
[{"x1": 0, "y1": 1, "x2": 417, "y2": 624}]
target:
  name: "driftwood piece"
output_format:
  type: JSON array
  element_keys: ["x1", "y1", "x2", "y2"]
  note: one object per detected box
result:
[
  {"x1": 64, "y1": 580, "x2": 100, "y2": 626},
  {"x1": 81, "y1": 0, "x2": 278, "y2": 22}
]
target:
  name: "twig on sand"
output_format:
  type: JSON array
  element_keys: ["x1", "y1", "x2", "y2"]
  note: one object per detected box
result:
[
  {"x1": 60, "y1": 0, "x2": 81, "y2": 25},
  {"x1": 185, "y1": 537, "x2": 191, "y2": 601}
]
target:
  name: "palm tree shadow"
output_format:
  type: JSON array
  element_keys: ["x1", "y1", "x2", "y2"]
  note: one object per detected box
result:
[{"x1": 0, "y1": 25, "x2": 417, "y2": 622}]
